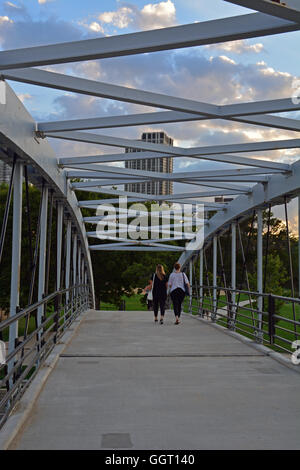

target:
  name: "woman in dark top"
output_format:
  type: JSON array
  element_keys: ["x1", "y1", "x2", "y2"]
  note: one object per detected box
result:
[{"x1": 152, "y1": 264, "x2": 168, "y2": 324}]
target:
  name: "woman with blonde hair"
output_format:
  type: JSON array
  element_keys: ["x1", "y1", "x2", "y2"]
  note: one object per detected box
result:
[{"x1": 152, "y1": 264, "x2": 168, "y2": 324}]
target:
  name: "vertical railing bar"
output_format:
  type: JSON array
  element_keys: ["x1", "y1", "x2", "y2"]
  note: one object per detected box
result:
[
  {"x1": 284, "y1": 197, "x2": 297, "y2": 338},
  {"x1": 8, "y1": 160, "x2": 23, "y2": 389},
  {"x1": 0, "y1": 155, "x2": 16, "y2": 266}
]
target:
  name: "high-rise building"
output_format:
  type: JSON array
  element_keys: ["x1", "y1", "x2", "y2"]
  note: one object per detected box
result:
[
  {"x1": 125, "y1": 132, "x2": 173, "y2": 195},
  {"x1": 0, "y1": 160, "x2": 12, "y2": 184},
  {"x1": 214, "y1": 196, "x2": 234, "y2": 203}
]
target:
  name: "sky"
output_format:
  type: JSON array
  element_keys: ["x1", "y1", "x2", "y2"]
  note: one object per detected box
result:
[{"x1": 0, "y1": 0, "x2": 299, "y2": 232}]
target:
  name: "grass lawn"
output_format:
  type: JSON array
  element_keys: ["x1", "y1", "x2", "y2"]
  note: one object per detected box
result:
[
  {"x1": 100, "y1": 294, "x2": 147, "y2": 311},
  {"x1": 184, "y1": 294, "x2": 300, "y2": 354}
]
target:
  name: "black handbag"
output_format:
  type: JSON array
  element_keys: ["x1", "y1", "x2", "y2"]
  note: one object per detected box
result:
[{"x1": 182, "y1": 273, "x2": 190, "y2": 296}]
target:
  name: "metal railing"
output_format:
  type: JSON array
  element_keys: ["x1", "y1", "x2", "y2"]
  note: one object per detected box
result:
[
  {"x1": 184, "y1": 285, "x2": 300, "y2": 356},
  {"x1": 0, "y1": 284, "x2": 91, "y2": 429}
]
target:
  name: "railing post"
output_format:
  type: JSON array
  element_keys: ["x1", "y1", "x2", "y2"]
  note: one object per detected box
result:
[
  {"x1": 72, "y1": 232, "x2": 77, "y2": 317},
  {"x1": 230, "y1": 222, "x2": 237, "y2": 329},
  {"x1": 54, "y1": 293, "x2": 60, "y2": 344},
  {"x1": 212, "y1": 235, "x2": 218, "y2": 322},
  {"x1": 56, "y1": 203, "x2": 63, "y2": 292},
  {"x1": 257, "y1": 209, "x2": 264, "y2": 343},
  {"x1": 199, "y1": 249, "x2": 204, "y2": 317},
  {"x1": 8, "y1": 161, "x2": 23, "y2": 384},
  {"x1": 77, "y1": 244, "x2": 82, "y2": 312},
  {"x1": 37, "y1": 185, "x2": 48, "y2": 351},
  {"x1": 298, "y1": 195, "x2": 300, "y2": 298},
  {"x1": 189, "y1": 259, "x2": 193, "y2": 314},
  {"x1": 65, "y1": 220, "x2": 72, "y2": 321},
  {"x1": 268, "y1": 294, "x2": 276, "y2": 345}
]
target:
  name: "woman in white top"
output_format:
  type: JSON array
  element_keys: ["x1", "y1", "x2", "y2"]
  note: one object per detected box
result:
[{"x1": 168, "y1": 262, "x2": 190, "y2": 325}]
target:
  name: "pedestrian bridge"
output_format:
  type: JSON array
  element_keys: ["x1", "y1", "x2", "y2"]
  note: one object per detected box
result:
[{"x1": 2, "y1": 309, "x2": 300, "y2": 450}]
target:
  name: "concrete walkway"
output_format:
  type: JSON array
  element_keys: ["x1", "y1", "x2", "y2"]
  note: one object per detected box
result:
[{"x1": 8, "y1": 310, "x2": 300, "y2": 450}]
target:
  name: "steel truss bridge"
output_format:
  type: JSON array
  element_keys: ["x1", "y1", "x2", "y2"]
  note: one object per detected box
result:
[{"x1": 0, "y1": 0, "x2": 300, "y2": 432}]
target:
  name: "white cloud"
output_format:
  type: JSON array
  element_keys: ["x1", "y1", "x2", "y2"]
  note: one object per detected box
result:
[
  {"x1": 206, "y1": 40, "x2": 264, "y2": 55},
  {"x1": 97, "y1": 0, "x2": 176, "y2": 32},
  {"x1": 88, "y1": 21, "x2": 105, "y2": 34},
  {"x1": 0, "y1": 15, "x2": 13, "y2": 24},
  {"x1": 218, "y1": 55, "x2": 237, "y2": 65},
  {"x1": 138, "y1": 0, "x2": 176, "y2": 30},
  {"x1": 99, "y1": 6, "x2": 134, "y2": 29}
]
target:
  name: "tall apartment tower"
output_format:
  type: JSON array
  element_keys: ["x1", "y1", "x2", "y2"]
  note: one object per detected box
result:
[
  {"x1": 125, "y1": 132, "x2": 173, "y2": 196},
  {"x1": 0, "y1": 161, "x2": 12, "y2": 184}
]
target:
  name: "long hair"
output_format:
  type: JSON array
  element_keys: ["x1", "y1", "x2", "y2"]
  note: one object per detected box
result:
[{"x1": 156, "y1": 264, "x2": 166, "y2": 280}]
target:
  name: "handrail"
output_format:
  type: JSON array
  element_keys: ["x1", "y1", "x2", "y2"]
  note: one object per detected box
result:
[
  {"x1": 0, "y1": 283, "x2": 91, "y2": 429},
  {"x1": 185, "y1": 285, "x2": 300, "y2": 359}
]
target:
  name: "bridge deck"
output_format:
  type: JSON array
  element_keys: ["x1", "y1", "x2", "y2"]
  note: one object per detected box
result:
[{"x1": 9, "y1": 310, "x2": 300, "y2": 450}]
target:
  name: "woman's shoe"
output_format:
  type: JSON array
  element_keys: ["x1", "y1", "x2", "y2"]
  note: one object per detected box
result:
[
  {"x1": 154, "y1": 318, "x2": 158, "y2": 323},
  {"x1": 174, "y1": 319, "x2": 180, "y2": 325},
  {"x1": 160, "y1": 318, "x2": 164, "y2": 324}
]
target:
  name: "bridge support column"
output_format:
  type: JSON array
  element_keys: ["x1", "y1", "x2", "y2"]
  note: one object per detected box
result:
[
  {"x1": 56, "y1": 203, "x2": 63, "y2": 292},
  {"x1": 231, "y1": 222, "x2": 237, "y2": 329},
  {"x1": 65, "y1": 220, "x2": 72, "y2": 320},
  {"x1": 299, "y1": 196, "x2": 300, "y2": 297},
  {"x1": 199, "y1": 249, "x2": 204, "y2": 317},
  {"x1": 189, "y1": 259, "x2": 193, "y2": 314},
  {"x1": 37, "y1": 184, "x2": 49, "y2": 347},
  {"x1": 82, "y1": 258, "x2": 87, "y2": 310},
  {"x1": 212, "y1": 235, "x2": 218, "y2": 322},
  {"x1": 8, "y1": 161, "x2": 23, "y2": 374},
  {"x1": 72, "y1": 233, "x2": 78, "y2": 316},
  {"x1": 257, "y1": 209, "x2": 264, "y2": 343},
  {"x1": 78, "y1": 244, "x2": 82, "y2": 311}
]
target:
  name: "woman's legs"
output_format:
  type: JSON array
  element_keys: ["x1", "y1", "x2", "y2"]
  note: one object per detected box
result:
[
  {"x1": 153, "y1": 297, "x2": 159, "y2": 321},
  {"x1": 159, "y1": 297, "x2": 166, "y2": 323},
  {"x1": 171, "y1": 289, "x2": 185, "y2": 323}
]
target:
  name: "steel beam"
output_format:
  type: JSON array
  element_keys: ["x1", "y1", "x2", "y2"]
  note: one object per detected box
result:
[
  {"x1": 89, "y1": 245, "x2": 184, "y2": 251},
  {"x1": 199, "y1": 249, "x2": 204, "y2": 316},
  {"x1": 37, "y1": 185, "x2": 48, "y2": 333},
  {"x1": 49, "y1": 130, "x2": 292, "y2": 171},
  {"x1": 0, "y1": 13, "x2": 298, "y2": 70},
  {"x1": 3, "y1": 68, "x2": 300, "y2": 124},
  {"x1": 65, "y1": 220, "x2": 72, "y2": 311},
  {"x1": 72, "y1": 233, "x2": 78, "y2": 296},
  {"x1": 212, "y1": 235, "x2": 218, "y2": 321},
  {"x1": 231, "y1": 222, "x2": 237, "y2": 325},
  {"x1": 40, "y1": 110, "x2": 300, "y2": 134},
  {"x1": 225, "y1": 0, "x2": 300, "y2": 23},
  {"x1": 58, "y1": 151, "x2": 290, "y2": 170},
  {"x1": 56, "y1": 203, "x2": 63, "y2": 291},
  {"x1": 66, "y1": 165, "x2": 281, "y2": 180},
  {"x1": 79, "y1": 196, "x2": 225, "y2": 210},
  {"x1": 8, "y1": 161, "x2": 23, "y2": 360},
  {"x1": 257, "y1": 209, "x2": 263, "y2": 342},
  {"x1": 189, "y1": 259, "x2": 193, "y2": 314},
  {"x1": 299, "y1": 195, "x2": 300, "y2": 297}
]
